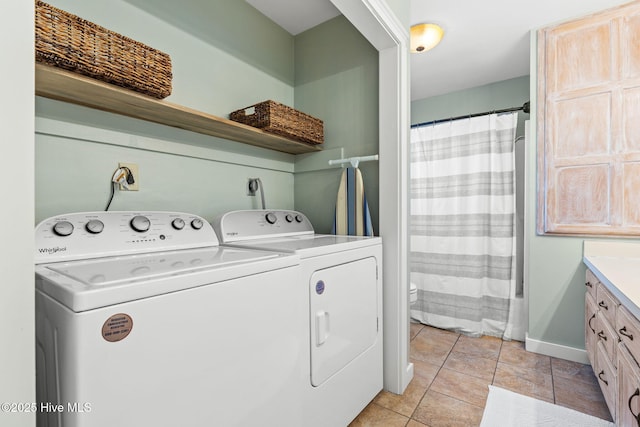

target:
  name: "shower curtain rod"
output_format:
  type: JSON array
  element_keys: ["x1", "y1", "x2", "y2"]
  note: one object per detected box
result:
[{"x1": 410, "y1": 101, "x2": 530, "y2": 129}]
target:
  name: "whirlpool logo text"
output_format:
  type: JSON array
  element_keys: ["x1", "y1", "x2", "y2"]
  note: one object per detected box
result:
[{"x1": 38, "y1": 246, "x2": 67, "y2": 255}]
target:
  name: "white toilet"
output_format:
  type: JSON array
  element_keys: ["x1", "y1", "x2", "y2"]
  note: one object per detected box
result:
[{"x1": 410, "y1": 282, "x2": 417, "y2": 304}]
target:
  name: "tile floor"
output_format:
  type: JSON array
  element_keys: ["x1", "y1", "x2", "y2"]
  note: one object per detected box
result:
[{"x1": 349, "y1": 322, "x2": 612, "y2": 427}]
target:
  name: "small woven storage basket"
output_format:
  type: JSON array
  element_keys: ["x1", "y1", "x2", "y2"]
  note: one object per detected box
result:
[
  {"x1": 230, "y1": 100, "x2": 324, "y2": 145},
  {"x1": 35, "y1": 1, "x2": 172, "y2": 99}
]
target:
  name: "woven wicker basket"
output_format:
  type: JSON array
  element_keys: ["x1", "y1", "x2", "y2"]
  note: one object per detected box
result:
[
  {"x1": 230, "y1": 100, "x2": 324, "y2": 145},
  {"x1": 35, "y1": 1, "x2": 172, "y2": 99}
]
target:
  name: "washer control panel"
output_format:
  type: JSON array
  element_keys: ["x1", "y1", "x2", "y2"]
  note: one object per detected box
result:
[
  {"x1": 35, "y1": 211, "x2": 218, "y2": 263},
  {"x1": 213, "y1": 210, "x2": 314, "y2": 243}
]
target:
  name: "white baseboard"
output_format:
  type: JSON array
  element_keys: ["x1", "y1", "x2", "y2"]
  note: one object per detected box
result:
[
  {"x1": 401, "y1": 362, "x2": 414, "y2": 395},
  {"x1": 525, "y1": 333, "x2": 589, "y2": 364}
]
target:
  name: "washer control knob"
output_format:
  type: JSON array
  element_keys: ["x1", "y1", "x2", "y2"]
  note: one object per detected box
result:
[
  {"x1": 172, "y1": 218, "x2": 185, "y2": 230},
  {"x1": 265, "y1": 212, "x2": 277, "y2": 224},
  {"x1": 285, "y1": 214, "x2": 294, "y2": 223},
  {"x1": 295, "y1": 214, "x2": 304, "y2": 223},
  {"x1": 130, "y1": 215, "x2": 151, "y2": 232},
  {"x1": 53, "y1": 220, "x2": 74, "y2": 237},
  {"x1": 191, "y1": 218, "x2": 204, "y2": 230},
  {"x1": 85, "y1": 219, "x2": 104, "y2": 234}
]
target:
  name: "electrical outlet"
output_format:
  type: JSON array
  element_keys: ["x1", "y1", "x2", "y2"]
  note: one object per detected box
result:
[
  {"x1": 247, "y1": 178, "x2": 258, "y2": 196},
  {"x1": 119, "y1": 162, "x2": 139, "y2": 191}
]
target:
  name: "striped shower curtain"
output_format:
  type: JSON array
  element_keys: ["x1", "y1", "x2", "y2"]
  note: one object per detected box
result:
[{"x1": 410, "y1": 112, "x2": 518, "y2": 339}]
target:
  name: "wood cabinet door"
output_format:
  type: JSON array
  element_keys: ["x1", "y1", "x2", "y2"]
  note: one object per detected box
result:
[
  {"x1": 618, "y1": 305, "x2": 640, "y2": 365},
  {"x1": 596, "y1": 341, "x2": 617, "y2": 422},
  {"x1": 537, "y1": 1, "x2": 640, "y2": 236},
  {"x1": 586, "y1": 292, "x2": 598, "y2": 366},
  {"x1": 618, "y1": 344, "x2": 640, "y2": 427}
]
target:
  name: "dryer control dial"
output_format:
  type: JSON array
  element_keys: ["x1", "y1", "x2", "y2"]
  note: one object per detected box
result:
[
  {"x1": 191, "y1": 218, "x2": 204, "y2": 230},
  {"x1": 53, "y1": 220, "x2": 74, "y2": 237},
  {"x1": 85, "y1": 219, "x2": 104, "y2": 234},
  {"x1": 295, "y1": 214, "x2": 304, "y2": 223},
  {"x1": 265, "y1": 212, "x2": 277, "y2": 224},
  {"x1": 285, "y1": 214, "x2": 294, "y2": 223},
  {"x1": 130, "y1": 215, "x2": 151, "y2": 232}
]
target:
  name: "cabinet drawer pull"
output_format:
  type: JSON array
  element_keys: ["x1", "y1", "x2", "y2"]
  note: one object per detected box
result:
[
  {"x1": 628, "y1": 388, "x2": 640, "y2": 425},
  {"x1": 598, "y1": 301, "x2": 608, "y2": 310},
  {"x1": 588, "y1": 313, "x2": 596, "y2": 334},
  {"x1": 597, "y1": 331, "x2": 607, "y2": 341},
  {"x1": 598, "y1": 370, "x2": 608, "y2": 386},
  {"x1": 620, "y1": 326, "x2": 634, "y2": 341},
  {"x1": 585, "y1": 281, "x2": 593, "y2": 288}
]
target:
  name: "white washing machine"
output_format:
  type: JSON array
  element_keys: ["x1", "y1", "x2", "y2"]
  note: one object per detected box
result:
[
  {"x1": 213, "y1": 209, "x2": 383, "y2": 427},
  {"x1": 34, "y1": 211, "x2": 307, "y2": 427}
]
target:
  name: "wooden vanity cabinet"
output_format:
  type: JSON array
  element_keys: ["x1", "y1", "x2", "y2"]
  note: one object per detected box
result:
[
  {"x1": 597, "y1": 340, "x2": 618, "y2": 421},
  {"x1": 617, "y1": 305, "x2": 640, "y2": 427},
  {"x1": 586, "y1": 267, "x2": 640, "y2": 425},
  {"x1": 589, "y1": 275, "x2": 620, "y2": 422},
  {"x1": 619, "y1": 345, "x2": 640, "y2": 427}
]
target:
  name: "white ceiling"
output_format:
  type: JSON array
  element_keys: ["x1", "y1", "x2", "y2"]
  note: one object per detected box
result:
[
  {"x1": 248, "y1": 0, "x2": 631, "y2": 101},
  {"x1": 246, "y1": 0, "x2": 340, "y2": 35}
]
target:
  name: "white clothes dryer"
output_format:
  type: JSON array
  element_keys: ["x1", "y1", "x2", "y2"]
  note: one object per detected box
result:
[
  {"x1": 213, "y1": 209, "x2": 383, "y2": 427},
  {"x1": 35, "y1": 211, "x2": 307, "y2": 427}
]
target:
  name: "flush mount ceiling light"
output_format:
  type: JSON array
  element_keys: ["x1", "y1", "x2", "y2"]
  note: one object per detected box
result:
[{"x1": 410, "y1": 23, "x2": 444, "y2": 53}]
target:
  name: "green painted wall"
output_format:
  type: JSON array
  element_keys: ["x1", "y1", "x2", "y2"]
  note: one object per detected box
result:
[
  {"x1": 526, "y1": 35, "x2": 640, "y2": 352},
  {"x1": 48, "y1": 0, "x2": 294, "y2": 115},
  {"x1": 36, "y1": 0, "x2": 297, "y2": 224},
  {"x1": 293, "y1": 16, "x2": 379, "y2": 234},
  {"x1": 411, "y1": 76, "x2": 530, "y2": 135},
  {"x1": 122, "y1": 0, "x2": 295, "y2": 85},
  {"x1": 35, "y1": 98, "x2": 296, "y2": 223},
  {"x1": 35, "y1": 1, "x2": 384, "y2": 235}
]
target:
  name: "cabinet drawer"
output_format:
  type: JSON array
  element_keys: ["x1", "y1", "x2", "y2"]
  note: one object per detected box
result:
[
  {"x1": 618, "y1": 305, "x2": 640, "y2": 365},
  {"x1": 586, "y1": 293, "x2": 598, "y2": 367},
  {"x1": 596, "y1": 341, "x2": 617, "y2": 422},
  {"x1": 597, "y1": 283, "x2": 619, "y2": 327},
  {"x1": 618, "y1": 344, "x2": 640, "y2": 427},
  {"x1": 596, "y1": 313, "x2": 618, "y2": 366},
  {"x1": 585, "y1": 268, "x2": 599, "y2": 300}
]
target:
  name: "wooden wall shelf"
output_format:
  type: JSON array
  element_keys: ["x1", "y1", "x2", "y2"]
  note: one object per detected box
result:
[{"x1": 35, "y1": 64, "x2": 322, "y2": 155}]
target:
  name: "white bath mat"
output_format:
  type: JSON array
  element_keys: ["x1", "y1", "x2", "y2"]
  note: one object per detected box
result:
[{"x1": 480, "y1": 385, "x2": 614, "y2": 427}]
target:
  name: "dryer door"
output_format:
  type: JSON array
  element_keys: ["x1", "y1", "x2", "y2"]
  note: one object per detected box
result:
[{"x1": 309, "y1": 256, "x2": 378, "y2": 386}]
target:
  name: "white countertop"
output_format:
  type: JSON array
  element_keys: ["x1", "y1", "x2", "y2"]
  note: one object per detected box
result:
[{"x1": 583, "y1": 240, "x2": 640, "y2": 320}]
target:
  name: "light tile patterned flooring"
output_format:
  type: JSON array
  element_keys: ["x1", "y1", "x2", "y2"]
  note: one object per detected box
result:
[{"x1": 349, "y1": 322, "x2": 612, "y2": 427}]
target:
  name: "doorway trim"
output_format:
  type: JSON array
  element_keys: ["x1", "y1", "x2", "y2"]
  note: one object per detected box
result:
[{"x1": 331, "y1": 0, "x2": 412, "y2": 394}]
